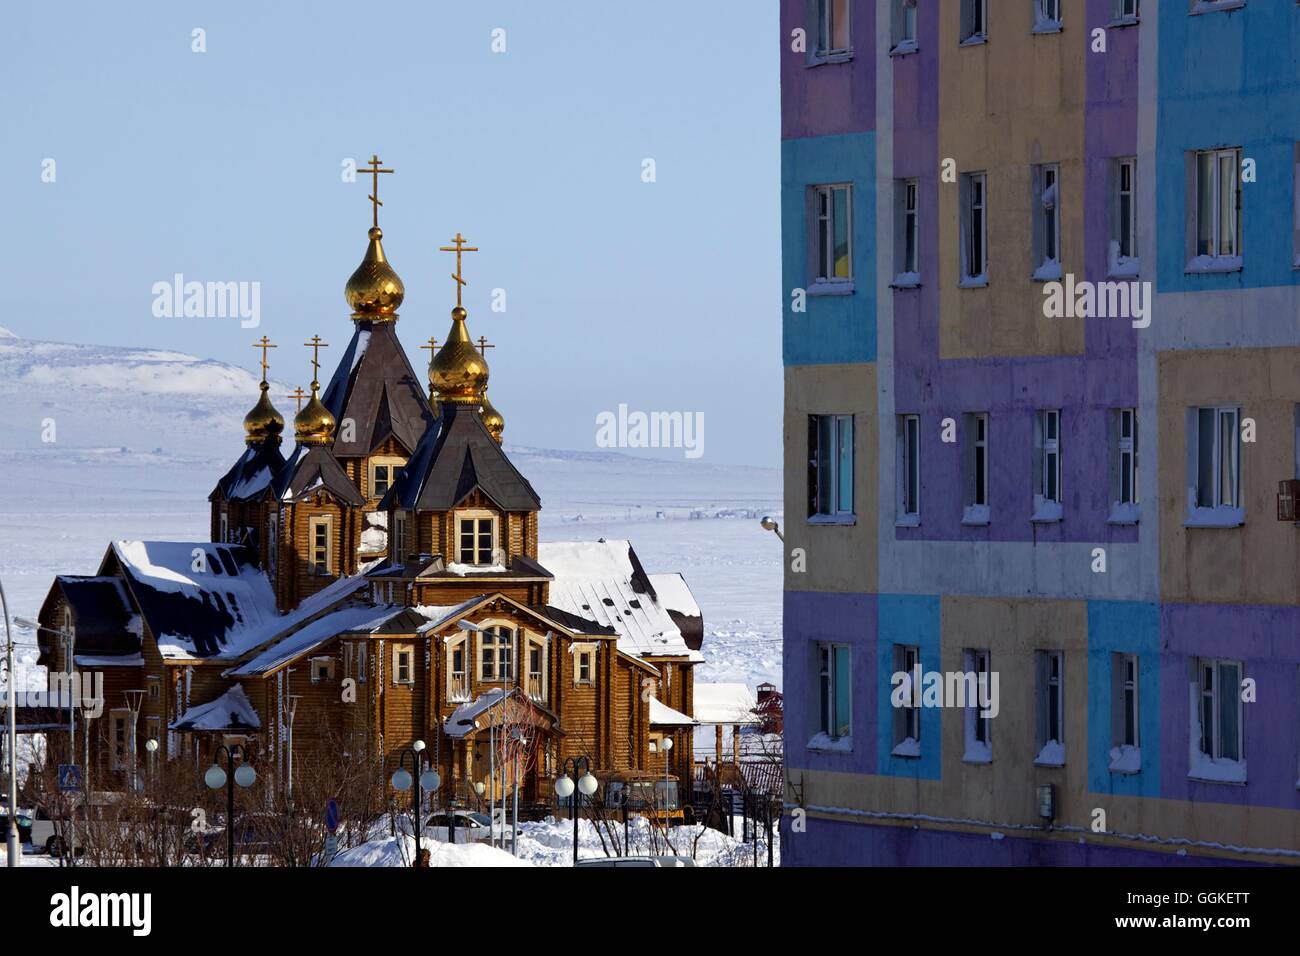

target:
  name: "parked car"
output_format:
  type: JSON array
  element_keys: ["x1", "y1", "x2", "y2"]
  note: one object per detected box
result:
[
  {"x1": 0, "y1": 812, "x2": 34, "y2": 849},
  {"x1": 27, "y1": 806, "x2": 74, "y2": 856},
  {"x1": 576, "y1": 855, "x2": 696, "y2": 868},
  {"x1": 421, "y1": 810, "x2": 511, "y2": 846}
]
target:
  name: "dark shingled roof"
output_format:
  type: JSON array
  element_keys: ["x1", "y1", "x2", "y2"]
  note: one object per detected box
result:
[
  {"x1": 273, "y1": 444, "x2": 365, "y2": 507},
  {"x1": 321, "y1": 320, "x2": 435, "y2": 458},
  {"x1": 209, "y1": 439, "x2": 286, "y2": 503},
  {"x1": 38, "y1": 576, "x2": 140, "y2": 662},
  {"x1": 383, "y1": 402, "x2": 540, "y2": 513},
  {"x1": 537, "y1": 604, "x2": 618, "y2": 637}
]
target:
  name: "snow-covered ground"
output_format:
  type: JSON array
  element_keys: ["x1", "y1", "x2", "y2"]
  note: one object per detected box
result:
[{"x1": 0, "y1": 327, "x2": 782, "y2": 697}]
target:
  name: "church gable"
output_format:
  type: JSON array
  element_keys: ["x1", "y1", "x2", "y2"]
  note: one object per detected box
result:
[{"x1": 322, "y1": 320, "x2": 433, "y2": 459}]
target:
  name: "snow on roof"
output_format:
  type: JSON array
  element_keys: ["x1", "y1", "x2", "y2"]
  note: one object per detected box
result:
[
  {"x1": 113, "y1": 540, "x2": 370, "y2": 661},
  {"x1": 538, "y1": 539, "x2": 702, "y2": 661},
  {"x1": 226, "y1": 605, "x2": 404, "y2": 677},
  {"x1": 692, "y1": 683, "x2": 759, "y2": 725},
  {"x1": 169, "y1": 684, "x2": 261, "y2": 732},
  {"x1": 647, "y1": 572, "x2": 700, "y2": 618},
  {"x1": 649, "y1": 697, "x2": 697, "y2": 726},
  {"x1": 414, "y1": 596, "x2": 491, "y2": 635},
  {"x1": 74, "y1": 653, "x2": 144, "y2": 667},
  {"x1": 443, "y1": 688, "x2": 509, "y2": 738}
]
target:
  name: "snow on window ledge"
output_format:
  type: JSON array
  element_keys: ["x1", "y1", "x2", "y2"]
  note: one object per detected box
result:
[
  {"x1": 1031, "y1": 259, "x2": 1062, "y2": 282},
  {"x1": 1184, "y1": 506, "x2": 1244, "y2": 529},
  {"x1": 808, "y1": 279, "x2": 855, "y2": 297},
  {"x1": 891, "y1": 736, "x2": 921, "y2": 758},
  {"x1": 1031, "y1": 499, "x2": 1063, "y2": 523},
  {"x1": 807, "y1": 732, "x2": 853, "y2": 753},
  {"x1": 961, "y1": 504, "x2": 991, "y2": 526},
  {"x1": 889, "y1": 39, "x2": 919, "y2": 57},
  {"x1": 1031, "y1": 20, "x2": 1063, "y2": 35},
  {"x1": 1107, "y1": 242, "x2": 1140, "y2": 278},
  {"x1": 1107, "y1": 502, "x2": 1140, "y2": 526},
  {"x1": 895, "y1": 513, "x2": 921, "y2": 528},
  {"x1": 1190, "y1": 0, "x2": 1246, "y2": 15},
  {"x1": 1109, "y1": 744, "x2": 1141, "y2": 774},
  {"x1": 958, "y1": 34, "x2": 988, "y2": 47},
  {"x1": 1188, "y1": 752, "x2": 1247, "y2": 784},
  {"x1": 808, "y1": 513, "x2": 856, "y2": 527},
  {"x1": 958, "y1": 273, "x2": 989, "y2": 289},
  {"x1": 963, "y1": 740, "x2": 992, "y2": 764},
  {"x1": 808, "y1": 50, "x2": 854, "y2": 67},
  {"x1": 1106, "y1": 15, "x2": 1139, "y2": 28},
  {"x1": 1184, "y1": 255, "x2": 1243, "y2": 274},
  {"x1": 1034, "y1": 740, "x2": 1065, "y2": 767},
  {"x1": 891, "y1": 272, "x2": 921, "y2": 289}
]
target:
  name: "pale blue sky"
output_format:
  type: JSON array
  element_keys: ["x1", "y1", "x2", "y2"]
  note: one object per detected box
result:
[{"x1": 1, "y1": 1, "x2": 780, "y2": 466}]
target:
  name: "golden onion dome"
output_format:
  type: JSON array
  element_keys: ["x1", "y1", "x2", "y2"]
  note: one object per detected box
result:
[
  {"x1": 294, "y1": 385, "x2": 336, "y2": 446},
  {"x1": 480, "y1": 390, "x2": 504, "y2": 443},
  {"x1": 429, "y1": 306, "x2": 488, "y2": 404},
  {"x1": 345, "y1": 227, "x2": 404, "y2": 321},
  {"x1": 243, "y1": 381, "x2": 285, "y2": 446}
]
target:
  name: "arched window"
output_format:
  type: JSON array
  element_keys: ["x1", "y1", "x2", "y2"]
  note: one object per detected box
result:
[{"x1": 479, "y1": 625, "x2": 515, "y2": 682}]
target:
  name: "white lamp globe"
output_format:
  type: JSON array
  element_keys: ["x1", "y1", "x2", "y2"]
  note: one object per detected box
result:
[
  {"x1": 578, "y1": 772, "x2": 598, "y2": 796},
  {"x1": 554, "y1": 774, "x2": 575, "y2": 799},
  {"x1": 420, "y1": 770, "x2": 441, "y2": 792},
  {"x1": 392, "y1": 768, "x2": 412, "y2": 791},
  {"x1": 204, "y1": 765, "x2": 226, "y2": 790},
  {"x1": 474, "y1": 781, "x2": 486, "y2": 795},
  {"x1": 413, "y1": 740, "x2": 426, "y2": 753},
  {"x1": 144, "y1": 739, "x2": 158, "y2": 754},
  {"x1": 234, "y1": 764, "x2": 256, "y2": 788},
  {"x1": 662, "y1": 736, "x2": 673, "y2": 752}
]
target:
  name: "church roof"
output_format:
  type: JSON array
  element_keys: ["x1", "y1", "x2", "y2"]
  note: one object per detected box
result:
[
  {"x1": 37, "y1": 575, "x2": 140, "y2": 664},
  {"x1": 382, "y1": 401, "x2": 540, "y2": 513},
  {"x1": 210, "y1": 439, "x2": 286, "y2": 503},
  {"x1": 321, "y1": 320, "x2": 434, "y2": 458},
  {"x1": 273, "y1": 444, "x2": 365, "y2": 506},
  {"x1": 170, "y1": 685, "x2": 262, "y2": 732}
]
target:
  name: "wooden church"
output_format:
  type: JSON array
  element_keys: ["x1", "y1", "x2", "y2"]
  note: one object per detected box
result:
[{"x1": 35, "y1": 157, "x2": 705, "y2": 812}]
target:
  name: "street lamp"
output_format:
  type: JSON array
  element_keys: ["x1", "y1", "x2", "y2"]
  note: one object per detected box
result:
[
  {"x1": 759, "y1": 515, "x2": 784, "y2": 542},
  {"x1": 661, "y1": 735, "x2": 674, "y2": 820},
  {"x1": 204, "y1": 744, "x2": 256, "y2": 867},
  {"x1": 554, "y1": 756, "x2": 598, "y2": 866},
  {"x1": 391, "y1": 739, "x2": 439, "y2": 868},
  {"x1": 1, "y1": 577, "x2": 19, "y2": 867},
  {"x1": 144, "y1": 739, "x2": 163, "y2": 865}
]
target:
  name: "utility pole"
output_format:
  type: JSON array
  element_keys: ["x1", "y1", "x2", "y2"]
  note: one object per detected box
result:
[{"x1": 1, "y1": 577, "x2": 21, "y2": 867}]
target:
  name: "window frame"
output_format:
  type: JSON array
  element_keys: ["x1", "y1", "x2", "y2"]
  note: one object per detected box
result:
[
  {"x1": 455, "y1": 509, "x2": 498, "y2": 566},
  {"x1": 1035, "y1": 649, "x2": 1066, "y2": 765},
  {"x1": 963, "y1": 648, "x2": 993, "y2": 762},
  {"x1": 1032, "y1": 163, "x2": 1061, "y2": 279},
  {"x1": 308, "y1": 515, "x2": 334, "y2": 576},
  {"x1": 960, "y1": 0, "x2": 988, "y2": 44},
  {"x1": 309, "y1": 655, "x2": 335, "y2": 684},
  {"x1": 392, "y1": 644, "x2": 414, "y2": 686},
  {"x1": 1033, "y1": 0, "x2": 1063, "y2": 32},
  {"x1": 1187, "y1": 405, "x2": 1243, "y2": 526},
  {"x1": 808, "y1": 413, "x2": 855, "y2": 521},
  {"x1": 897, "y1": 413, "x2": 921, "y2": 524},
  {"x1": 1189, "y1": 147, "x2": 1242, "y2": 270},
  {"x1": 811, "y1": 183, "x2": 854, "y2": 287},
  {"x1": 893, "y1": 644, "x2": 921, "y2": 753},
  {"x1": 890, "y1": 0, "x2": 919, "y2": 54},
  {"x1": 1033, "y1": 408, "x2": 1063, "y2": 521},
  {"x1": 893, "y1": 178, "x2": 920, "y2": 285},
  {"x1": 1113, "y1": 157, "x2": 1138, "y2": 275},
  {"x1": 960, "y1": 172, "x2": 988, "y2": 285},
  {"x1": 816, "y1": 641, "x2": 852, "y2": 743},
  {"x1": 1194, "y1": 657, "x2": 1245, "y2": 769},
  {"x1": 962, "y1": 412, "x2": 991, "y2": 524},
  {"x1": 814, "y1": 0, "x2": 852, "y2": 59},
  {"x1": 478, "y1": 624, "x2": 516, "y2": 683}
]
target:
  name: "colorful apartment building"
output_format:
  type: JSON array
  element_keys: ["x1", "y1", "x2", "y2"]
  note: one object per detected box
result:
[{"x1": 780, "y1": 0, "x2": 1300, "y2": 865}]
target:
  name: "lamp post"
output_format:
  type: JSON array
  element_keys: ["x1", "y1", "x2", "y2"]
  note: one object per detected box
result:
[
  {"x1": 285, "y1": 693, "x2": 301, "y2": 809},
  {"x1": 204, "y1": 744, "x2": 256, "y2": 867},
  {"x1": 554, "y1": 756, "x2": 597, "y2": 866},
  {"x1": 759, "y1": 515, "x2": 784, "y2": 542},
  {"x1": 1, "y1": 577, "x2": 19, "y2": 868},
  {"x1": 661, "y1": 735, "x2": 674, "y2": 822},
  {"x1": 144, "y1": 738, "x2": 163, "y2": 865},
  {"x1": 391, "y1": 740, "x2": 439, "y2": 868}
]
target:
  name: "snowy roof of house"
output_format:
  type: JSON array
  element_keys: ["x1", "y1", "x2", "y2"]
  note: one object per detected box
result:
[
  {"x1": 647, "y1": 572, "x2": 703, "y2": 652},
  {"x1": 321, "y1": 321, "x2": 435, "y2": 458},
  {"x1": 41, "y1": 575, "x2": 139, "y2": 660},
  {"x1": 210, "y1": 438, "x2": 286, "y2": 503},
  {"x1": 169, "y1": 684, "x2": 261, "y2": 732},
  {"x1": 649, "y1": 697, "x2": 697, "y2": 726},
  {"x1": 273, "y1": 444, "x2": 365, "y2": 506},
  {"x1": 382, "y1": 401, "x2": 540, "y2": 513},
  {"x1": 692, "y1": 683, "x2": 759, "y2": 725},
  {"x1": 443, "y1": 688, "x2": 509, "y2": 738},
  {"x1": 537, "y1": 539, "x2": 703, "y2": 661},
  {"x1": 110, "y1": 541, "x2": 370, "y2": 661},
  {"x1": 226, "y1": 605, "x2": 404, "y2": 677}
]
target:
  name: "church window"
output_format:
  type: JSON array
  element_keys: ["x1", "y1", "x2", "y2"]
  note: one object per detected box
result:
[
  {"x1": 310, "y1": 656, "x2": 335, "y2": 683},
  {"x1": 392, "y1": 645, "x2": 414, "y2": 685},
  {"x1": 309, "y1": 517, "x2": 333, "y2": 575},
  {"x1": 393, "y1": 510, "x2": 407, "y2": 559},
  {"x1": 479, "y1": 625, "x2": 515, "y2": 682},
  {"x1": 369, "y1": 456, "x2": 406, "y2": 501},
  {"x1": 457, "y1": 512, "x2": 497, "y2": 566}
]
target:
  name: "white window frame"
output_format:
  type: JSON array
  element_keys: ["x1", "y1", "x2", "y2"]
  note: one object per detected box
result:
[
  {"x1": 897, "y1": 413, "x2": 921, "y2": 525},
  {"x1": 1111, "y1": 0, "x2": 1140, "y2": 25},
  {"x1": 392, "y1": 644, "x2": 414, "y2": 685},
  {"x1": 815, "y1": 642, "x2": 852, "y2": 743},
  {"x1": 1033, "y1": 408, "x2": 1063, "y2": 521},
  {"x1": 1109, "y1": 407, "x2": 1140, "y2": 523},
  {"x1": 1111, "y1": 157, "x2": 1138, "y2": 276},
  {"x1": 815, "y1": 0, "x2": 852, "y2": 58},
  {"x1": 963, "y1": 648, "x2": 992, "y2": 763},
  {"x1": 455, "y1": 510, "x2": 498, "y2": 566},
  {"x1": 1114, "y1": 652, "x2": 1140, "y2": 749},
  {"x1": 1032, "y1": 164, "x2": 1061, "y2": 280},
  {"x1": 962, "y1": 412, "x2": 990, "y2": 525},
  {"x1": 809, "y1": 414, "x2": 855, "y2": 520},
  {"x1": 219, "y1": 509, "x2": 228, "y2": 544},
  {"x1": 893, "y1": 178, "x2": 920, "y2": 286},
  {"x1": 893, "y1": 644, "x2": 921, "y2": 754},
  {"x1": 960, "y1": 172, "x2": 988, "y2": 285},
  {"x1": 1189, "y1": 147, "x2": 1242, "y2": 270},
  {"x1": 1034, "y1": 650, "x2": 1066, "y2": 766},
  {"x1": 573, "y1": 646, "x2": 595, "y2": 687},
  {"x1": 811, "y1": 183, "x2": 853, "y2": 287},
  {"x1": 890, "y1": 0, "x2": 919, "y2": 54},
  {"x1": 309, "y1": 655, "x2": 335, "y2": 684},
  {"x1": 446, "y1": 637, "x2": 468, "y2": 700},
  {"x1": 478, "y1": 624, "x2": 515, "y2": 682},
  {"x1": 1187, "y1": 405, "x2": 1243, "y2": 527},
  {"x1": 960, "y1": 0, "x2": 988, "y2": 44},
  {"x1": 309, "y1": 516, "x2": 333, "y2": 576},
  {"x1": 1191, "y1": 657, "x2": 1246, "y2": 781},
  {"x1": 1033, "y1": 0, "x2": 1063, "y2": 32}
]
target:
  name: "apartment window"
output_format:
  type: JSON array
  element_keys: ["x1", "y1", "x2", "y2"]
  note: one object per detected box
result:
[
  {"x1": 1033, "y1": 0, "x2": 1062, "y2": 31},
  {"x1": 1188, "y1": 406, "x2": 1242, "y2": 525},
  {"x1": 963, "y1": 648, "x2": 992, "y2": 762},
  {"x1": 1033, "y1": 409, "x2": 1063, "y2": 521},
  {"x1": 1112, "y1": 653, "x2": 1140, "y2": 752},
  {"x1": 1109, "y1": 408, "x2": 1139, "y2": 523},
  {"x1": 960, "y1": 172, "x2": 988, "y2": 284},
  {"x1": 575, "y1": 648, "x2": 594, "y2": 686},
  {"x1": 1032, "y1": 164, "x2": 1061, "y2": 280},
  {"x1": 1111, "y1": 158, "x2": 1138, "y2": 275},
  {"x1": 310, "y1": 656, "x2": 335, "y2": 683},
  {"x1": 1035, "y1": 650, "x2": 1065, "y2": 765},
  {"x1": 808, "y1": 414, "x2": 854, "y2": 519},
  {"x1": 1193, "y1": 658, "x2": 1245, "y2": 781},
  {"x1": 392, "y1": 645, "x2": 414, "y2": 685},
  {"x1": 960, "y1": 0, "x2": 987, "y2": 43},
  {"x1": 962, "y1": 412, "x2": 990, "y2": 524},
  {"x1": 308, "y1": 517, "x2": 333, "y2": 575},
  {"x1": 812, "y1": 184, "x2": 853, "y2": 284},
  {"x1": 894, "y1": 179, "x2": 920, "y2": 285},
  {"x1": 1191, "y1": 147, "x2": 1242, "y2": 268},
  {"x1": 817, "y1": 642, "x2": 852, "y2": 741},
  {"x1": 457, "y1": 513, "x2": 496, "y2": 565},
  {"x1": 392, "y1": 510, "x2": 407, "y2": 561},
  {"x1": 891, "y1": 0, "x2": 918, "y2": 53},
  {"x1": 897, "y1": 414, "x2": 920, "y2": 524},
  {"x1": 480, "y1": 625, "x2": 514, "y2": 682},
  {"x1": 892, "y1": 644, "x2": 921, "y2": 755},
  {"x1": 1112, "y1": 0, "x2": 1139, "y2": 23},
  {"x1": 815, "y1": 0, "x2": 851, "y2": 57}
]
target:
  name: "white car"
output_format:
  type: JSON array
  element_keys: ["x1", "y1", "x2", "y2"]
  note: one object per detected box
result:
[{"x1": 420, "y1": 810, "x2": 512, "y2": 847}]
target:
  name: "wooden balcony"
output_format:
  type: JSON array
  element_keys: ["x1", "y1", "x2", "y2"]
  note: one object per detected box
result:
[
  {"x1": 526, "y1": 673, "x2": 545, "y2": 701},
  {"x1": 448, "y1": 673, "x2": 471, "y2": 703}
]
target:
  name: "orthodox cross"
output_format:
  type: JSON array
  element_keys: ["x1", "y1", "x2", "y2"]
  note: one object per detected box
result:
[
  {"x1": 438, "y1": 232, "x2": 478, "y2": 308},
  {"x1": 475, "y1": 336, "x2": 495, "y2": 359},
  {"x1": 360, "y1": 154, "x2": 394, "y2": 229},
  {"x1": 419, "y1": 335, "x2": 439, "y2": 358},
  {"x1": 287, "y1": 387, "x2": 309, "y2": 413},
  {"x1": 303, "y1": 335, "x2": 329, "y2": 386},
  {"x1": 252, "y1": 335, "x2": 277, "y2": 384}
]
